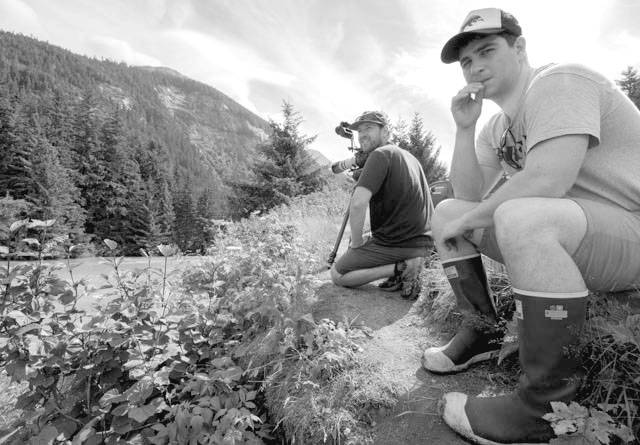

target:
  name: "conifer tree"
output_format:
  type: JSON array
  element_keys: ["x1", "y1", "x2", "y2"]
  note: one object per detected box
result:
[
  {"x1": 0, "y1": 98, "x2": 36, "y2": 199},
  {"x1": 231, "y1": 102, "x2": 325, "y2": 217},
  {"x1": 393, "y1": 113, "x2": 448, "y2": 184},
  {"x1": 172, "y1": 181, "x2": 198, "y2": 252},
  {"x1": 617, "y1": 66, "x2": 640, "y2": 109}
]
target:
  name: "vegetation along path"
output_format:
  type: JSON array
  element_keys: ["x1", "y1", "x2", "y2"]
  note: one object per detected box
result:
[{"x1": 311, "y1": 269, "x2": 503, "y2": 445}]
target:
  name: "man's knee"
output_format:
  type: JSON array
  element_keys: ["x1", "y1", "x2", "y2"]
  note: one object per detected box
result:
[
  {"x1": 330, "y1": 265, "x2": 342, "y2": 285},
  {"x1": 432, "y1": 198, "x2": 478, "y2": 233},
  {"x1": 493, "y1": 199, "x2": 541, "y2": 248}
]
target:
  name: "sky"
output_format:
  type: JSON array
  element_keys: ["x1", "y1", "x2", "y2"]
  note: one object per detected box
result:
[{"x1": 1, "y1": 0, "x2": 639, "y2": 165}]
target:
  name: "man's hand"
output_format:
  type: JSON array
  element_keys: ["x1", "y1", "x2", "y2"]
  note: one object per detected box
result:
[
  {"x1": 451, "y1": 82, "x2": 485, "y2": 129},
  {"x1": 441, "y1": 217, "x2": 473, "y2": 251}
]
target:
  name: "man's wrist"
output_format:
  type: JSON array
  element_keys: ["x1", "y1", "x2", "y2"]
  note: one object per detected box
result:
[{"x1": 455, "y1": 124, "x2": 477, "y2": 135}]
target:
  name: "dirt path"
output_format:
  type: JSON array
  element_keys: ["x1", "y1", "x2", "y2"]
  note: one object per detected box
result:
[{"x1": 311, "y1": 270, "x2": 504, "y2": 445}]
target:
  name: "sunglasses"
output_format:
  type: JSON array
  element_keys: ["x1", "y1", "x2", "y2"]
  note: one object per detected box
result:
[{"x1": 498, "y1": 126, "x2": 524, "y2": 170}]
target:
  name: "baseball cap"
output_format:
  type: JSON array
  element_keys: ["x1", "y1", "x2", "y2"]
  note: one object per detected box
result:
[
  {"x1": 348, "y1": 111, "x2": 390, "y2": 131},
  {"x1": 441, "y1": 8, "x2": 522, "y2": 64}
]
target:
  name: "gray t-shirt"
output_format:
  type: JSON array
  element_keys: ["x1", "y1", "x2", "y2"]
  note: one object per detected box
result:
[
  {"x1": 357, "y1": 144, "x2": 430, "y2": 247},
  {"x1": 477, "y1": 63, "x2": 640, "y2": 211}
]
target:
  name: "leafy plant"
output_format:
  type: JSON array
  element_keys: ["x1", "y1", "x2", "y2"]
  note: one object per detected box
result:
[{"x1": 544, "y1": 401, "x2": 635, "y2": 444}]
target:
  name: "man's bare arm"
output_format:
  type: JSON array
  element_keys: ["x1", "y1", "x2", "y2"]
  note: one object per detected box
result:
[
  {"x1": 450, "y1": 127, "x2": 499, "y2": 200},
  {"x1": 349, "y1": 186, "x2": 372, "y2": 248},
  {"x1": 444, "y1": 134, "x2": 589, "y2": 235}
]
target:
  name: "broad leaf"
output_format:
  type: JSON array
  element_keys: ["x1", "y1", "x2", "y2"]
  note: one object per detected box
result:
[
  {"x1": 99, "y1": 389, "x2": 123, "y2": 408},
  {"x1": 9, "y1": 219, "x2": 29, "y2": 232},
  {"x1": 128, "y1": 404, "x2": 156, "y2": 423},
  {"x1": 29, "y1": 425, "x2": 58, "y2": 445},
  {"x1": 103, "y1": 239, "x2": 118, "y2": 250}
]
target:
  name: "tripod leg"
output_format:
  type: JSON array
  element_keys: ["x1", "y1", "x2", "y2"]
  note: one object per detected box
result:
[{"x1": 327, "y1": 207, "x2": 350, "y2": 267}]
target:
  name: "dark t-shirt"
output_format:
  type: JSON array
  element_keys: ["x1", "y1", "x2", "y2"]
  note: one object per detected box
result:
[{"x1": 356, "y1": 144, "x2": 430, "y2": 247}]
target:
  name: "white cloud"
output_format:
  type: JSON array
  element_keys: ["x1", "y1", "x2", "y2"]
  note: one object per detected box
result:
[
  {"x1": 86, "y1": 35, "x2": 162, "y2": 66},
  {"x1": 0, "y1": 0, "x2": 43, "y2": 38}
]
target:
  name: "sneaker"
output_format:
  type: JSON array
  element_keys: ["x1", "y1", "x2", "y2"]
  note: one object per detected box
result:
[
  {"x1": 378, "y1": 274, "x2": 403, "y2": 291},
  {"x1": 400, "y1": 257, "x2": 424, "y2": 300},
  {"x1": 400, "y1": 277, "x2": 421, "y2": 300},
  {"x1": 377, "y1": 260, "x2": 407, "y2": 292}
]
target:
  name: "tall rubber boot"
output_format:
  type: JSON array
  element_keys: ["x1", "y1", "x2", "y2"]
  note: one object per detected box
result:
[
  {"x1": 422, "y1": 254, "x2": 503, "y2": 373},
  {"x1": 441, "y1": 289, "x2": 588, "y2": 444}
]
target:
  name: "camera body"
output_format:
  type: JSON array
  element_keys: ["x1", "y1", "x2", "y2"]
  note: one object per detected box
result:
[{"x1": 332, "y1": 121, "x2": 369, "y2": 178}]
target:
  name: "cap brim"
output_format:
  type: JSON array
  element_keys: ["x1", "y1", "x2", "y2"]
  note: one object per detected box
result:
[
  {"x1": 348, "y1": 120, "x2": 382, "y2": 131},
  {"x1": 441, "y1": 29, "x2": 502, "y2": 63}
]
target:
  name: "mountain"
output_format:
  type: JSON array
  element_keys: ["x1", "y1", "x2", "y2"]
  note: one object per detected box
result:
[
  {"x1": 0, "y1": 30, "x2": 320, "y2": 255},
  {"x1": 0, "y1": 30, "x2": 271, "y2": 194}
]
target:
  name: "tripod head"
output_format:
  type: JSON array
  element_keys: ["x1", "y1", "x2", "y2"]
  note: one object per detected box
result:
[
  {"x1": 335, "y1": 121, "x2": 354, "y2": 141},
  {"x1": 331, "y1": 120, "x2": 368, "y2": 176}
]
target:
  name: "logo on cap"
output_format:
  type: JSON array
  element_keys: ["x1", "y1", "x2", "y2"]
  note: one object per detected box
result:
[{"x1": 461, "y1": 15, "x2": 485, "y2": 32}]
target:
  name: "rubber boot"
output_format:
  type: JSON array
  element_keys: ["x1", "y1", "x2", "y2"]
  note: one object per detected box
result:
[
  {"x1": 442, "y1": 289, "x2": 588, "y2": 444},
  {"x1": 422, "y1": 254, "x2": 503, "y2": 373}
]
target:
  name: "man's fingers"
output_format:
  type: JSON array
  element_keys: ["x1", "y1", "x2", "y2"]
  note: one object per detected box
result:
[{"x1": 444, "y1": 237, "x2": 458, "y2": 251}]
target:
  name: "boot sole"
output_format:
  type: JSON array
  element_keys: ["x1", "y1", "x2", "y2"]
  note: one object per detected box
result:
[
  {"x1": 449, "y1": 424, "x2": 548, "y2": 445},
  {"x1": 443, "y1": 393, "x2": 550, "y2": 445},
  {"x1": 424, "y1": 349, "x2": 500, "y2": 375}
]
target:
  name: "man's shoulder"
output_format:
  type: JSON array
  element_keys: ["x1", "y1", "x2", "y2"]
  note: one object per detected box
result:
[
  {"x1": 534, "y1": 62, "x2": 607, "y2": 84},
  {"x1": 375, "y1": 144, "x2": 401, "y2": 153}
]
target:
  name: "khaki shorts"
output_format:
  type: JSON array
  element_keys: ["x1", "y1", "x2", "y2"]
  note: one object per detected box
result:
[
  {"x1": 334, "y1": 238, "x2": 428, "y2": 275},
  {"x1": 475, "y1": 198, "x2": 640, "y2": 292}
]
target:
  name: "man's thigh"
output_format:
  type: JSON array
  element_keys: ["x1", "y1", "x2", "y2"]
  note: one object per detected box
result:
[
  {"x1": 570, "y1": 198, "x2": 640, "y2": 292},
  {"x1": 334, "y1": 239, "x2": 427, "y2": 274},
  {"x1": 472, "y1": 198, "x2": 640, "y2": 291}
]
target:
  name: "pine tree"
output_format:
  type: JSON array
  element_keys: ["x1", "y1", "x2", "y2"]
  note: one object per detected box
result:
[
  {"x1": 70, "y1": 91, "x2": 105, "y2": 237},
  {"x1": 29, "y1": 129, "x2": 86, "y2": 241},
  {"x1": 231, "y1": 102, "x2": 325, "y2": 217},
  {"x1": 172, "y1": 182, "x2": 197, "y2": 252},
  {"x1": 192, "y1": 188, "x2": 218, "y2": 253},
  {"x1": 0, "y1": 98, "x2": 36, "y2": 199},
  {"x1": 128, "y1": 182, "x2": 164, "y2": 253},
  {"x1": 394, "y1": 113, "x2": 448, "y2": 184},
  {"x1": 617, "y1": 66, "x2": 640, "y2": 109}
]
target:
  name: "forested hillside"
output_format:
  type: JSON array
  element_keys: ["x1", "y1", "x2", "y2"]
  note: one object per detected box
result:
[{"x1": 0, "y1": 31, "x2": 272, "y2": 254}]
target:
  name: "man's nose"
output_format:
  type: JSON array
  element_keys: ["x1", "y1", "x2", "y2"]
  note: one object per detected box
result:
[{"x1": 470, "y1": 62, "x2": 486, "y2": 78}]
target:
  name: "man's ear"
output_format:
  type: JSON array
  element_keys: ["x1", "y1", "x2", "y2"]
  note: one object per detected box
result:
[
  {"x1": 515, "y1": 36, "x2": 527, "y2": 55},
  {"x1": 381, "y1": 126, "x2": 391, "y2": 142}
]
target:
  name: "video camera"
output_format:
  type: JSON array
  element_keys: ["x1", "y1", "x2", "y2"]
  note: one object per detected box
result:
[{"x1": 331, "y1": 121, "x2": 368, "y2": 178}]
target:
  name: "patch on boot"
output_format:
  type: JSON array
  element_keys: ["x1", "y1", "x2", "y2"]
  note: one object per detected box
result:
[
  {"x1": 545, "y1": 305, "x2": 568, "y2": 320},
  {"x1": 514, "y1": 299, "x2": 523, "y2": 319},
  {"x1": 444, "y1": 266, "x2": 458, "y2": 279}
]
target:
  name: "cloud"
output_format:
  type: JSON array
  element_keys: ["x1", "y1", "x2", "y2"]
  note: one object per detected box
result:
[
  {"x1": 157, "y1": 29, "x2": 297, "y2": 115},
  {"x1": 0, "y1": 0, "x2": 44, "y2": 38},
  {"x1": 85, "y1": 35, "x2": 162, "y2": 66},
  {"x1": 158, "y1": 0, "x2": 194, "y2": 28}
]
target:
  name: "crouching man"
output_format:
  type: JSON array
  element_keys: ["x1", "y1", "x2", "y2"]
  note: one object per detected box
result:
[
  {"x1": 330, "y1": 110, "x2": 431, "y2": 300},
  {"x1": 423, "y1": 8, "x2": 640, "y2": 444}
]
